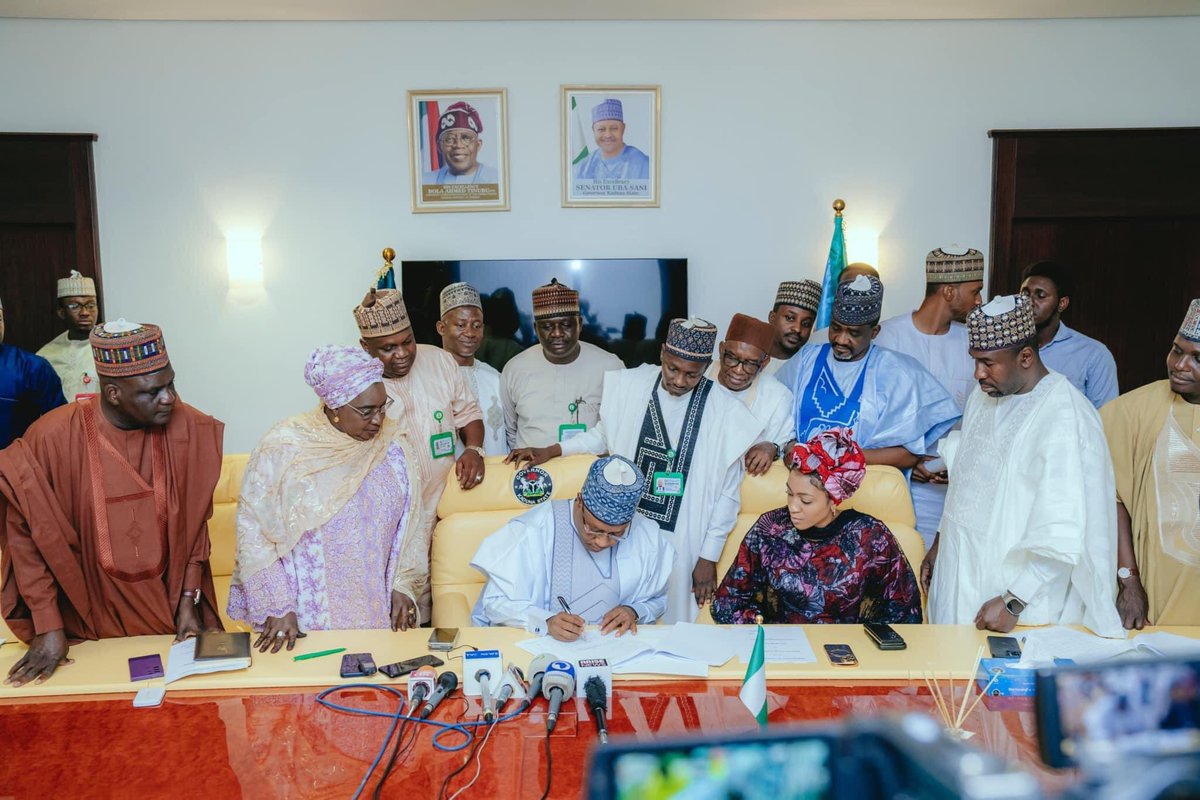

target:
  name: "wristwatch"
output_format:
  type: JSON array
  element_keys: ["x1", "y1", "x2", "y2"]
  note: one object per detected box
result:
[
  {"x1": 182, "y1": 589, "x2": 202, "y2": 606},
  {"x1": 465, "y1": 445, "x2": 486, "y2": 458},
  {"x1": 1002, "y1": 591, "x2": 1026, "y2": 617},
  {"x1": 1117, "y1": 566, "x2": 1140, "y2": 580}
]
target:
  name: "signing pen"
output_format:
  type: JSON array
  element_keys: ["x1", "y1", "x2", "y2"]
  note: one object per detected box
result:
[
  {"x1": 556, "y1": 596, "x2": 573, "y2": 615},
  {"x1": 293, "y1": 647, "x2": 347, "y2": 662}
]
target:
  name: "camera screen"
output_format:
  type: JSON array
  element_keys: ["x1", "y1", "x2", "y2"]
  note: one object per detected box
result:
[
  {"x1": 611, "y1": 739, "x2": 831, "y2": 800},
  {"x1": 1053, "y1": 659, "x2": 1200, "y2": 760}
]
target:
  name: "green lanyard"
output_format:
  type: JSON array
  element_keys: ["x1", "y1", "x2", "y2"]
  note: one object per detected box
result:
[
  {"x1": 558, "y1": 399, "x2": 587, "y2": 442},
  {"x1": 430, "y1": 409, "x2": 454, "y2": 459}
]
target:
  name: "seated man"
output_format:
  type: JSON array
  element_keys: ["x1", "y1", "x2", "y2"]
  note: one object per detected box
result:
[
  {"x1": 228, "y1": 346, "x2": 421, "y2": 653},
  {"x1": 1100, "y1": 299, "x2": 1200, "y2": 628},
  {"x1": 1, "y1": 321, "x2": 224, "y2": 687},
  {"x1": 924, "y1": 296, "x2": 1123, "y2": 637},
  {"x1": 471, "y1": 455, "x2": 674, "y2": 642},
  {"x1": 780, "y1": 275, "x2": 961, "y2": 470},
  {"x1": 712, "y1": 428, "x2": 922, "y2": 625}
]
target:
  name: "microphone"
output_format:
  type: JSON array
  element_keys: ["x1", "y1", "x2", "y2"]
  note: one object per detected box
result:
[
  {"x1": 407, "y1": 666, "x2": 437, "y2": 709},
  {"x1": 419, "y1": 671, "x2": 459, "y2": 720},
  {"x1": 495, "y1": 663, "x2": 527, "y2": 712},
  {"x1": 475, "y1": 668, "x2": 496, "y2": 723},
  {"x1": 527, "y1": 653, "x2": 557, "y2": 703},
  {"x1": 541, "y1": 660, "x2": 576, "y2": 733},
  {"x1": 584, "y1": 676, "x2": 609, "y2": 745}
]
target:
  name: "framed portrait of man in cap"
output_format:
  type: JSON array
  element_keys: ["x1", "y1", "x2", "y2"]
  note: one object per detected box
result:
[
  {"x1": 408, "y1": 88, "x2": 510, "y2": 213},
  {"x1": 561, "y1": 85, "x2": 660, "y2": 208}
]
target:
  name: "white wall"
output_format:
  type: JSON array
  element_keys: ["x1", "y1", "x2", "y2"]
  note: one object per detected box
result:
[{"x1": 1, "y1": 17, "x2": 1198, "y2": 451}]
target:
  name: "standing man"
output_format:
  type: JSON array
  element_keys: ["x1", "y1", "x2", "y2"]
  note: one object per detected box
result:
[
  {"x1": 37, "y1": 270, "x2": 100, "y2": 401},
  {"x1": 500, "y1": 278, "x2": 623, "y2": 449},
  {"x1": 923, "y1": 296, "x2": 1123, "y2": 637},
  {"x1": 875, "y1": 246, "x2": 983, "y2": 544},
  {"x1": 710, "y1": 313, "x2": 794, "y2": 477},
  {"x1": 422, "y1": 102, "x2": 499, "y2": 186},
  {"x1": 356, "y1": 287, "x2": 486, "y2": 623},
  {"x1": 437, "y1": 282, "x2": 506, "y2": 456},
  {"x1": 782, "y1": 276, "x2": 960, "y2": 470},
  {"x1": 2, "y1": 320, "x2": 225, "y2": 687},
  {"x1": 0, "y1": 297, "x2": 65, "y2": 449},
  {"x1": 1099, "y1": 299, "x2": 1200, "y2": 628},
  {"x1": 1020, "y1": 260, "x2": 1118, "y2": 409},
  {"x1": 508, "y1": 318, "x2": 760, "y2": 623},
  {"x1": 764, "y1": 279, "x2": 821, "y2": 378}
]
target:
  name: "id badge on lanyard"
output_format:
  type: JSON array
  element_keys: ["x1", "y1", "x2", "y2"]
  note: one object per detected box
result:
[
  {"x1": 430, "y1": 410, "x2": 455, "y2": 459},
  {"x1": 558, "y1": 400, "x2": 587, "y2": 442},
  {"x1": 652, "y1": 448, "x2": 684, "y2": 496}
]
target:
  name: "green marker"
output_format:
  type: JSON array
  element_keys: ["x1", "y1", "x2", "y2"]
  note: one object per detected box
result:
[{"x1": 293, "y1": 647, "x2": 347, "y2": 662}]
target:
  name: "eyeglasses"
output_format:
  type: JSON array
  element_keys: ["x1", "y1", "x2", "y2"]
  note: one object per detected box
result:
[
  {"x1": 580, "y1": 511, "x2": 628, "y2": 543},
  {"x1": 440, "y1": 133, "x2": 478, "y2": 147},
  {"x1": 64, "y1": 302, "x2": 98, "y2": 313},
  {"x1": 721, "y1": 350, "x2": 766, "y2": 375},
  {"x1": 344, "y1": 397, "x2": 394, "y2": 420}
]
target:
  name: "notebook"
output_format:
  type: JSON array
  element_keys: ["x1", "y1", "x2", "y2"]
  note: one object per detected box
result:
[{"x1": 164, "y1": 632, "x2": 252, "y2": 684}]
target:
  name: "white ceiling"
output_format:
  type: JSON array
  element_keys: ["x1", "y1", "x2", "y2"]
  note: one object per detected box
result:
[{"x1": 1, "y1": 0, "x2": 1198, "y2": 21}]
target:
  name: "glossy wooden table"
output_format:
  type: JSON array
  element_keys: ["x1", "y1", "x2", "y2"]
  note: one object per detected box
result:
[{"x1": 0, "y1": 678, "x2": 1073, "y2": 799}]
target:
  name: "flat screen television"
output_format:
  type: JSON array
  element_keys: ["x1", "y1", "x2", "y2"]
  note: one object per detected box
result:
[{"x1": 400, "y1": 258, "x2": 688, "y2": 371}]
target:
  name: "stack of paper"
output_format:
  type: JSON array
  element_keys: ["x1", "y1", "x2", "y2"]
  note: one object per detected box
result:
[
  {"x1": 1017, "y1": 627, "x2": 1200, "y2": 668},
  {"x1": 164, "y1": 637, "x2": 252, "y2": 684}
]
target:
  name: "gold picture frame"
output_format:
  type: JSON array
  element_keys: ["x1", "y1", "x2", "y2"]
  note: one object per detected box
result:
[
  {"x1": 561, "y1": 85, "x2": 661, "y2": 208},
  {"x1": 408, "y1": 88, "x2": 510, "y2": 213}
]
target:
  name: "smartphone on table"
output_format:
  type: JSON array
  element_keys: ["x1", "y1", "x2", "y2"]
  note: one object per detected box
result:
[
  {"x1": 824, "y1": 644, "x2": 858, "y2": 667},
  {"x1": 863, "y1": 622, "x2": 907, "y2": 651},
  {"x1": 379, "y1": 654, "x2": 445, "y2": 679},
  {"x1": 428, "y1": 627, "x2": 459, "y2": 652},
  {"x1": 339, "y1": 652, "x2": 378, "y2": 678}
]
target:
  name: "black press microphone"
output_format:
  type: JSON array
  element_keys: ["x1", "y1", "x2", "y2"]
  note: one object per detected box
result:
[
  {"x1": 584, "y1": 676, "x2": 609, "y2": 745},
  {"x1": 541, "y1": 660, "x2": 576, "y2": 733},
  {"x1": 527, "y1": 653, "x2": 557, "y2": 703},
  {"x1": 419, "y1": 671, "x2": 459, "y2": 720}
]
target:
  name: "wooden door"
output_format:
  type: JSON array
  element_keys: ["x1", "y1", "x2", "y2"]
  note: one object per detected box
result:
[
  {"x1": 988, "y1": 128, "x2": 1200, "y2": 393},
  {"x1": 0, "y1": 133, "x2": 102, "y2": 353}
]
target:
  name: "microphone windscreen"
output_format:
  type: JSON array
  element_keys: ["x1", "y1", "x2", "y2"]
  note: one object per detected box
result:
[
  {"x1": 541, "y1": 661, "x2": 576, "y2": 699},
  {"x1": 585, "y1": 676, "x2": 607, "y2": 710},
  {"x1": 437, "y1": 671, "x2": 459, "y2": 691}
]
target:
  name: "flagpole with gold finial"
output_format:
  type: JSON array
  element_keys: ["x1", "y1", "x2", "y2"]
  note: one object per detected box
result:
[{"x1": 376, "y1": 247, "x2": 397, "y2": 290}]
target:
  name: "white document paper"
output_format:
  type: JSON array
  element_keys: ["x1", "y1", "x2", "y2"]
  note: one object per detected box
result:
[
  {"x1": 1018, "y1": 626, "x2": 1139, "y2": 668},
  {"x1": 516, "y1": 629, "x2": 655, "y2": 667},
  {"x1": 1130, "y1": 631, "x2": 1200, "y2": 659},
  {"x1": 738, "y1": 626, "x2": 817, "y2": 664},
  {"x1": 613, "y1": 653, "x2": 711, "y2": 678},
  {"x1": 654, "y1": 623, "x2": 741, "y2": 666}
]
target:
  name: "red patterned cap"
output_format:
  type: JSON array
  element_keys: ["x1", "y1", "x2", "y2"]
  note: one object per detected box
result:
[
  {"x1": 90, "y1": 320, "x2": 169, "y2": 378},
  {"x1": 531, "y1": 278, "x2": 580, "y2": 320}
]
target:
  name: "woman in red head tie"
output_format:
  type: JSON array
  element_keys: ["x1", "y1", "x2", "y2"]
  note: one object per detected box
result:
[{"x1": 711, "y1": 428, "x2": 922, "y2": 625}]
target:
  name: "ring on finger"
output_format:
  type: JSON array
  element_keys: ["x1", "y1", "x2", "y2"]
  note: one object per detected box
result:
[{"x1": 275, "y1": 630, "x2": 286, "y2": 638}]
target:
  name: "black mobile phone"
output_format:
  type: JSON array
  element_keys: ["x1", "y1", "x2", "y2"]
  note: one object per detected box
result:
[
  {"x1": 339, "y1": 652, "x2": 377, "y2": 678},
  {"x1": 428, "y1": 627, "x2": 459, "y2": 652},
  {"x1": 863, "y1": 622, "x2": 907, "y2": 651},
  {"x1": 823, "y1": 644, "x2": 858, "y2": 667},
  {"x1": 987, "y1": 635, "x2": 1022, "y2": 659},
  {"x1": 379, "y1": 654, "x2": 445, "y2": 679}
]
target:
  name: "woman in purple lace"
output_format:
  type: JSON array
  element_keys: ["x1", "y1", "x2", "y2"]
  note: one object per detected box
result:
[
  {"x1": 711, "y1": 427, "x2": 922, "y2": 625},
  {"x1": 227, "y1": 346, "x2": 422, "y2": 653}
]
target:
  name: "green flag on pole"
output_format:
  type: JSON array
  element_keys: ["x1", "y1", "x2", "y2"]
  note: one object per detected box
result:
[
  {"x1": 570, "y1": 96, "x2": 590, "y2": 166},
  {"x1": 739, "y1": 624, "x2": 768, "y2": 727},
  {"x1": 815, "y1": 200, "x2": 847, "y2": 329}
]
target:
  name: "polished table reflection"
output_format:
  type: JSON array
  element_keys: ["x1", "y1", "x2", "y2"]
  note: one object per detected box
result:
[{"x1": 5, "y1": 623, "x2": 1194, "y2": 798}]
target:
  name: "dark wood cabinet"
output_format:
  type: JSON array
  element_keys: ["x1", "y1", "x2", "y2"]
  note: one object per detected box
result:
[
  {"x1": 989, "y1": 127, "x2": 1200, "y2": 394},
  {"x1": 0, "y1": 133, "x2": 102, "y2": 353}
]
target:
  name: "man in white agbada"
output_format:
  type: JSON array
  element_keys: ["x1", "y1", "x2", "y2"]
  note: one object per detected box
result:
[
  {"x1": 437, "y1": 282, "x2": 507, "y2": 456},
  {"x1": 923, "y1": 294, "x2": 1124, "y2": 637},
  {"x1": 508, "y1": 318, "x2": 760, "y2": 624},
  {"x1": 708, "y1": 313, "x2": 794, "y2": 477},
  {"x1": 875, "y1": 246, "x2": 983, "y2": 545},
  {"x1": 36, "y1": 270, "x2": 99, "y2": 401},
  {"x1": 471, "y1": 455, "x2": 673, "y2": 640}
]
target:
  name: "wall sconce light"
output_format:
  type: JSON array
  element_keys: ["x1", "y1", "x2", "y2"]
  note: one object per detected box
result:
[
  {"x1": 844, "y1": 227, "x2": 880, "y2": 273},
  {"x1": 226, "y1": 231, "x2": 264, "y2": 292}
]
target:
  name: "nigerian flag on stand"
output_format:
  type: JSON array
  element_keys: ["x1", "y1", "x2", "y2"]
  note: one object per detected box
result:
[
  {"x1": 569, "y1": 95, "x2": 590, "y2": 167},
  {"x1": 739, "y1": 624, "x2": 768, "y2": 727}
]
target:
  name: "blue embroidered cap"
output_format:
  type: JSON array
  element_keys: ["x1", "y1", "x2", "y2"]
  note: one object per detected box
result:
[
  {"x1": 832, "y1": 275, "x2": 884, "y2": 326},
  {"x1": 663, "y1": 317, "x2": 717, "y2": 362},
  {"x1": 581, "y1": 455, "x2": 645, "y2": 525},
  {"x1": 592, "y1": 98, "x2": 624, "y2": 124}
]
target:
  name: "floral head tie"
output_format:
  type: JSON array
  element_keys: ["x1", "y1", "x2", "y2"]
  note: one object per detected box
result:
[{"x1": 786, "y1": 427, "x2": 866, "y2": 505}]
